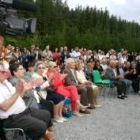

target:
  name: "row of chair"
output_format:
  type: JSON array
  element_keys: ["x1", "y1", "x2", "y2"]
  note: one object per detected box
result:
[{"x1": 92, "y1": 70, "x2": 116, "y2": 98}]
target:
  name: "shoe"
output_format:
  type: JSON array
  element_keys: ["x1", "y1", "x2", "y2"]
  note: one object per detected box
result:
[
  {"x1": 122, "y1": 93, "x2": 127, "y2": 98},
  {"x1": 117, "y1": 96, "x2": 124, "y2": 99},
  {"x1": 94, "y1": 104, "x2": 102, "y2": 108},
  {"x1": 87, "y1": 104, "x2": 95, "y2": 109},
  {"x1": 60, "y1": 117, "x2": 67, "y2": 122},
  {"x1": 79, "y1": 104, "x2": 88, "y2": 109},
  {"x1": 123, "y1": 95, "x2": 128, "y2": 98},
  {"x1": 73, "y1": 111, "x2": 84, "y2": 117},
  {"x1": 54, "y1": 118, "x2": 63, "y2": 123},
  {"x1": 45, "y1": 132, "x2": 54, "y2": 140},
  {"x1": 79, "y1": 109, "x2": 91, "y2": 114}
]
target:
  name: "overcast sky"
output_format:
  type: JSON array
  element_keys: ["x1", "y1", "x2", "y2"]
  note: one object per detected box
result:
[{"x1": 62, "y1": 0, "x2": 140, "y2": 24}]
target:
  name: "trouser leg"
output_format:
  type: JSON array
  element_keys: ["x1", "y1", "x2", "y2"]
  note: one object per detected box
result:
[
  {"x1": 77, "y1": 86, "x2": 88, "y2": 106},
  {"x1": 3, "y1": 108, "x2": 51, "y2": 140}
]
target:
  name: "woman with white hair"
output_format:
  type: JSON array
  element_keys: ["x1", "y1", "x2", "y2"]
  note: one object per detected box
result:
[{"x1": 32, "y1": 61, "x2": 65, "y2": 123}]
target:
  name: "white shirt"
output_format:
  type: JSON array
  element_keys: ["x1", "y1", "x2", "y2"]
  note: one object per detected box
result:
[
  {"x1": 76, "y1": 70, "x2": 87, "y2": 83},
  {"x1": 113, "y1": 69, "x2": 117, "y2": 77},
  {"x1": 76, "y1": 70, "x2": 97, "y2": 89},
  {"x1": 0, "y1": 80, "x2": 26, "y2": 119},
  {"x1": 70, "y1": 51, "x2": 81, "y2": 60},
  {"x1": 32, "y1": 73, "x2": 49, "y2": 100}
]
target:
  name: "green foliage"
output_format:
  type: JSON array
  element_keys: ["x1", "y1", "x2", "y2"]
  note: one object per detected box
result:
[{"x1": 3, "y1": 0, "x2": 140, "y2": 52}]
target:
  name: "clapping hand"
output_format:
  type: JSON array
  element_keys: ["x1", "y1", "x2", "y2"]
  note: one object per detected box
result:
[
  {"x1": 16, "y1": 82, "x2": 24, "y2": 94},
  {"x1": 16, "y1": 81, "x2": 35, "y2": 96},
  {"x1": 30, "y1": 78, "x2": 44, "y2": 86},
  {"x1": 48, "y1": 73, "x2": 55, "y2": 81},
  {"x1": 61, "y1": 74, "x2": 68, "y2": 79}
]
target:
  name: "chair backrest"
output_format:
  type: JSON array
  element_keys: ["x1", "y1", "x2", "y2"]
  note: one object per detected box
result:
[
  {"x1": 92, "y1": 70, "x2": 102, "y2": 83},
  {"x1": 0, "y1": 120, "x2": 7, "y2": 140}
]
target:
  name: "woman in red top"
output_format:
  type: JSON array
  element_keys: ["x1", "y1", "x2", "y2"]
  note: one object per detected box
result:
[{"x1": 47, "y1": 61, "x2": 86, "y2": 117}]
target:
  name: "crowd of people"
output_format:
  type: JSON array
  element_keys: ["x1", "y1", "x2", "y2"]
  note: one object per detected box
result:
[{"x1": 0, "y1": 35, "x2": 140, "y2": 140}]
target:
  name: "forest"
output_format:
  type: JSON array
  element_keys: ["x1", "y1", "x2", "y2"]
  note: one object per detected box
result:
[{"x1": 3, "y1": 0, "x2": 140, "y2": 51}]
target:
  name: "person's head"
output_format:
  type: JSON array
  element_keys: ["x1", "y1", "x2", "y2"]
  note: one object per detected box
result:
[
  {"x1": 131, "y1": 61, "x2": 136, "y2": 69},
  {"x1": 15, "y1": 47, "x2": 20, "y2": 53},
  {"x1": 110, "y1": 49, "x2": 116, "y2": 55},
  {"x1": 31, "y1": 45, "x2": 35, "y2": 50},
  {"x1": 74, "y1": 47, "x2": 79, "y2": 52},
  {"x1": 101, "y1": 58, "x2": 107, "y2": 65},
  {"x1": 75, "y1": 62, "x2": 83, "y2": 71},
  {"x1": 87, "y1": 61, "x2": 94, "y2": 69},
  {"x1": 117, "y1": 61, "x2": 123, "y2": 68},
  {"x1": 23, "y1": 47, "x2": 27, "y2": 53},
  {"x1": 27, "y1": 62, "x2": 34, "y2": 72},
  {"x1": 95, "y1": 60, "x2": 100, "y2": 67},
  {"x1": 65, "y1": 58, "x2": 75, "y2": 69},
  {"x1": 60, "y1": 46, "x2": 63, "y2": 52},
  {"x1": 55, "y1": 48, "x2": 58, "y2": 52},
  {"x1": 34, "y1": 61, "x2": 45, "y2": 76},
  {"x1": 63, "y1": 46, "x2": 67, "y2": 51},
  {"x1": 9, "y1": 63, "x2": 25, "y2": 78},
  {"x1": 125, "y1": 62, "x2": 131, "y2": 69},
  {"x1": 0, "y1": 63, "x2": 9, "y2": 82},
  {"x1": 121, "y1": 48, "x2": 124, "y2": 53},
  {"x1": 45, "y1": 45, "x2": 50, "y2": 51},
  {"x1": 48, "y1": 61, "x2": 59, "y2": 72},
  {"x1": 110, "y1": 60, "x2": 117, "y2": 68}
]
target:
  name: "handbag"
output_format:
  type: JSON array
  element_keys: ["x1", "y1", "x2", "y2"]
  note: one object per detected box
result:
[
  {"x1": 62, "y1": 98, "x2": 73, "y2": 118},
  {"x1": 35, "y1": 87, "x2": 54, "y2": 117}
]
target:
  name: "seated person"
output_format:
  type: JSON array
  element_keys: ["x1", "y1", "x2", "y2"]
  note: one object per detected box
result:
[
  {"x1": 105, "y1": 60, "x2": 127, "y2": 99},
  {"x1": 47, "y1": 61, "x2": 85, "y2": 117},
  {"x1": 124, "y1": 61, "x2": 140, "y2": 93},
  {"x1": 116, "y1": 61, "x2": 132, "y2": 93},
  {"x1": 9, "y1": 63, "x2": 54, "y2": 129},
  {"x1": 25, "y1": 62, "x2": 34, "y2": 78},
  {"x1": 64, "y1": 58, "x2": 94, "y2": 114},
  {"x1": 32, "y1": 61, "x2": 66, "y2": 123},
  {"x1": 0, "y1": 63, "x2": 54, "y2": 140},
  {"x1": 75, "y1": 62, "x2": 101, "y2": 108},
  {"x1": 93, "y1": 60, "x2": 104, "y2": 77},
  {"x1": 85, "y1": 61, "x2": 94, "y2": 81}
]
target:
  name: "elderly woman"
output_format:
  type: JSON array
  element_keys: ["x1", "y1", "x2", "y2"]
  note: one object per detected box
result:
[
  {"x1": 32, "y1": 61, "x2": 65, "y2": 123},
  {"x1": 47, "y1": 61, "x2": 85, "y2": 117},
  {"x1": 75, "y1": 62, "x2": 101, "y2": 108}
]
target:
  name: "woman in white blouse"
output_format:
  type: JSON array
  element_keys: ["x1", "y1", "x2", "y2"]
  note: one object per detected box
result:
[
  {"x1": 75, "y1": 62, "x2": 101, "y2": 108},
  {"x1": 32, "y1": 61, "x2": 66, "y2": 123}
]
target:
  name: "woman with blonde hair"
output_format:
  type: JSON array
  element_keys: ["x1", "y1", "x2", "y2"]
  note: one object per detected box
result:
[{"x1": 75, "y1": 62, "x2": 101, "y2": 108}]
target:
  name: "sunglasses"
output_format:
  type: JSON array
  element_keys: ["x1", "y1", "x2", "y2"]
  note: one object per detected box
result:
[
  {"x1": 54, "y1": 66, "x2": 58, "y2": 68},
  {"x1": 0, "y1": 70, "x2": 8, "y2": 75},
  {"x1": 38, "y1": 67, "x2": 45, "y2": 69}
]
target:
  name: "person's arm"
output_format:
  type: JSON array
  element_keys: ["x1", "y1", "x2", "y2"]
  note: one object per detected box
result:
[
  {"x1": 105, "y1": 68, "x2": 117, "y2": 80},
  {"x1": 0, "y1": 82, "x2": 34, "y2": 111},
  {"x1": 64, "y1": 69, "x2": 77, "y2": 86},
  {"x1": 0, "y1": 92, "x2": 19, "y2": 111},
  {"x1": 0, "y1": 82, "x2": 24, "y2": 111}
]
